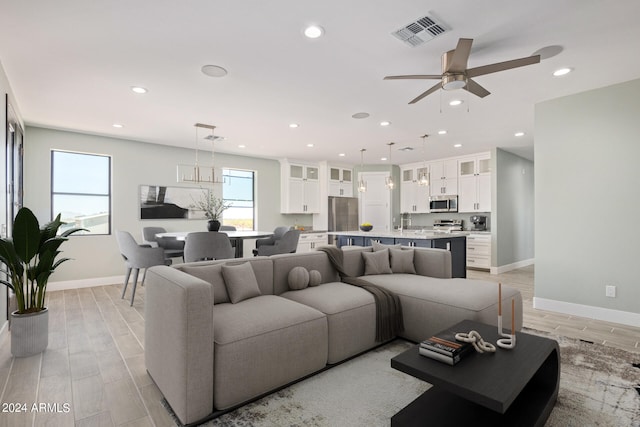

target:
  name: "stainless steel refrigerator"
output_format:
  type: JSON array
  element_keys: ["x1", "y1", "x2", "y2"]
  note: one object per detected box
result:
[{"x1": 328, "y1": 196, "x2": 359, "y2": 244}]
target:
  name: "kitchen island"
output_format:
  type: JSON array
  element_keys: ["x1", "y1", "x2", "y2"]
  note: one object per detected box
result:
[{"x1": 329, "y1": 230, "x2": 468, "y2": 278}]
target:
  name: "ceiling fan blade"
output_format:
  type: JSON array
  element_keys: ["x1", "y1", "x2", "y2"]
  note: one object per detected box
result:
[
  {"x1": 464, "y1": 79, "x2": 491, "y2": 98},
  {"x1": 446, "y1": 38, "x2": 473, "y2": 73},
  {"x1": 384, "y1": 75, "x2": 442, "y2": 80},
  {"x1": 408, "y1": 82, "x2": 441, "y2": 104},
  {"x1": 467, "y1": 54, "x2": 541, "y2": 78}
]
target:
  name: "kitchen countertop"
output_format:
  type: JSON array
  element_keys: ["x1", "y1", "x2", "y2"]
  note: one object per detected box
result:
[{"x1": 328, "y1": 230, "x2": 470, "y2": 239}]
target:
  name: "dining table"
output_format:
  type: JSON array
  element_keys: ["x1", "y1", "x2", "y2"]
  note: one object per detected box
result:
[{"x1": 155, "y1": 230, "x2": 274, "y2": 258}]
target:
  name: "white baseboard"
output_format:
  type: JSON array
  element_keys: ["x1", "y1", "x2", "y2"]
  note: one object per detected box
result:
[
  {"x1": 533, "y1": 297, "x2": 640, "y2": 328},
  {"x1": 47, "y1": 275, "x2": 124, "y2": 292},
  {"x1": 491, "y1": 258, "x2": 535, "y2": 275}
]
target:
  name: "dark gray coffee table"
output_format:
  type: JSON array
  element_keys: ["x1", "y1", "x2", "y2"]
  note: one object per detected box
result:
[{"x1": 391, "y1": 319, "x2": 560, "y2": 427}]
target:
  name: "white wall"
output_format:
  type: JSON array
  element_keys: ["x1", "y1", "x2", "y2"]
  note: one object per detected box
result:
[
  {"x1": 534, "y1": 78, "x2": 640, "y2": 325},
  {"x1": 494, "y1": 148, "x2": 535, "y2": 268},
  {"x1": 23, "y1": 126, "x2": 295, "y2": 284}
]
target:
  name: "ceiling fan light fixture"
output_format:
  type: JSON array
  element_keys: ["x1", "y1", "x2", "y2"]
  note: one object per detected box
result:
[{"x1": 442, "y1": 74, "x2": 467, "y2": 90}]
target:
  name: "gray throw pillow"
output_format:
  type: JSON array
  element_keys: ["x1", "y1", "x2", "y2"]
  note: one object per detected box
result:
[
  {"x1": 371, "y1": 241, "x2": 401, "y2": 252},
  {"x1": 390, "y1": 248, "x2": 416, "y2": 274},
  {"x1": 288, "y1": 266, "x2": 310, "y2": 290},
  {"x1": 308, "y1": 269, "x2": 322, "y2": 286},
  {"x1": 221, "y1": 262, "x2": 262, "y2": 303},
  {"x1": 362, "y1": 249, "x2": 392, "y2": 275}
]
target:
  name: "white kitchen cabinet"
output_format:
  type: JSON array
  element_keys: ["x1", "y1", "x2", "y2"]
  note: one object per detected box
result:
[
  {"x1": 297, "y1": 232, "x2": 328, "y2": 252},
  {"x1": 328, "y1": 166, "x2": 353, "y2": 197},
  {"x1": 466, "y1": 233, "x2": 491, "y2": 270},
  {"x1": 400, "y1": 165, "x2": 430, "y2": 213},
  {"x1": 280, "y1": 161, "x2": 320, "y2": 213},
  {"x1": 429, "y1": 159, "x2": 458, "y2": 196},
  {"x1": 458, "y1": 152, "x2": 491, "y2": 212}
]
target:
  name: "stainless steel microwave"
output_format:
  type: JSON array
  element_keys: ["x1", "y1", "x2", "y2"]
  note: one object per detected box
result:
[{"x1": 429, "y1": 195, "x2": 458, "y2": 212}]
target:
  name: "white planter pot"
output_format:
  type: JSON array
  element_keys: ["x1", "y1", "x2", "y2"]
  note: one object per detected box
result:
[{"x1": 11, "y1": 308, "x2": 49, "y2": 357}]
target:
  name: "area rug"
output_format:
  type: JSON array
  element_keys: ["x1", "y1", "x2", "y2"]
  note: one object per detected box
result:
[{"x1": 165, "y1": 332, "x2": 640, "y2": 426}]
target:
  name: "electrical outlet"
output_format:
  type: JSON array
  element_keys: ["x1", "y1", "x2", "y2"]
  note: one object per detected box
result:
[{"x1": 605, "y1": 285, "x2": 616, "y2": 298}]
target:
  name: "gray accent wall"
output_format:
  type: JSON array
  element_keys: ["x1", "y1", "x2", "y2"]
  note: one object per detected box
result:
[
  {"x1": 23, "y1": 126, "x2": 292, "y2": 282},
  {"x1": 535, "y1": 78, "x2": 640, "y2": 315},
  {"x1": 495, "y1": 148, "x2": 535, "y2": 267}
]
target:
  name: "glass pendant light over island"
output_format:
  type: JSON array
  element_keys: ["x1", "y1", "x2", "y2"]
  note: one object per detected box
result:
[
  {"x1": 358, "y1": 148, "x2": 367, "y2": 193},
  {"x1": 385, "y1": 142, "x2": 395, "y2": 190}
]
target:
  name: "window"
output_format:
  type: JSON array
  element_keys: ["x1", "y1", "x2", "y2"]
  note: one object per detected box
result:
[
  {"x1": 222, "y1": 169, "x2": 255, "y2": 230},
  {"x1": 51, "y1": 150, "x2": 111, "y2": 235}
]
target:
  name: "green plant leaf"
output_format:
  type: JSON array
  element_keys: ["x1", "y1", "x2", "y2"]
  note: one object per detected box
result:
[{"x1": 12, "y1": 207, "x2": 41, "y2": 264}]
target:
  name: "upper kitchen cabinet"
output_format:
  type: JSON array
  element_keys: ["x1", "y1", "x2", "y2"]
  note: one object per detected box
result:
[
  {"x1": 429, "y1": 159, "x2": 458, "y2": 196},
  {"x1": 458, "y1": 152, "x2": 491, "y2": 212},
  {"x1": 400, "y1": 164, "x2": 430, "y2": 213},
  {"x1": 280, "y1": 160, "x2": 320, "y2": 213},
  {"x1": 328, "y1": 165, "x2": 353, "y2": 197}
]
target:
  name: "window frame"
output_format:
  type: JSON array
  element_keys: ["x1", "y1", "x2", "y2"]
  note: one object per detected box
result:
[
  {"x1": 50, "y1": 149, "x2": 112, "y2": 236},
  {"x1": 222, "y1": 168, "x2": 256, "y2": 231}
]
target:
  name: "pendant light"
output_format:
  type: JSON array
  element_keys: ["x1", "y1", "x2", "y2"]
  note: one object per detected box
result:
[
  {"x1": 357, "y1": 148, "x2": 367, "y2": 192},
  {"x1": 177, "y1": 123, "x2": 221, "y2": 184},
  {"x1": 418, "y1": 134, "x2": 430, "y2": 186},
  {"x1": 385, "y1": 142, "x2": 395, "y2": 190}
]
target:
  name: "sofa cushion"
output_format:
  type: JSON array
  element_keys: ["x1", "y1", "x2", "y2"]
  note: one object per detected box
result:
[
  {"x1": 212, "y1": 295, "x2": 328, "y2": 409},
  {"x1": 222, "y1": 262, "x2": 262, "y2": 303},
  {"x1": 281, "y1": 282, "x2": 376, "y2": 363},
  {"x1": 371, "y1": 241, "x2": 401, "y2": 252},
  {"x1": 361, "y1": 274, "x2": 522, "y2": 342},
  {"x1": 178, "y1": 263, "x2": 230, "y2": 304},
  {"x1": 362, "y1": 249, "x2": 392, "y2": 275},
  {"x1": 288, "y1": 266, "x2": 310, "y2": 290},
  {"x1": 308, "y1": 269, "x2": 322, "y2": 287},
  {"x1": 390, "y1": 248, "x2": 416, "y2": 274},
  {"x1": 341, "y1": 246, "x2": 371, "y2": 277}
]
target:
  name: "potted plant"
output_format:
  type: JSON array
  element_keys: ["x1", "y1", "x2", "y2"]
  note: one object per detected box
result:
[
  {"x1": 191, "y1": 190, "x2": 232, "y2": 231},
  {"x1": 0, "y1": 207, "x2": 85, "y2": 357}
]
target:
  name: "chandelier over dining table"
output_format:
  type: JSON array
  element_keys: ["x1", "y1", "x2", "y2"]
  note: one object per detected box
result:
[{"x1": 177, "y1": 123, "x2": 223, "y2": 184}]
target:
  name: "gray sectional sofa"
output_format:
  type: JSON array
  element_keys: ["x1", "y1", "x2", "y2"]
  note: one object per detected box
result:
[{"x1": 145, "y1": 245, "x2": 522, "y2": 425}]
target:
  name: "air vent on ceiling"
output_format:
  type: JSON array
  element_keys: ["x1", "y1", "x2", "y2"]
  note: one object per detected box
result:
[{"x1": 392, "y1": 13, "x2": 449, "y2": 48}]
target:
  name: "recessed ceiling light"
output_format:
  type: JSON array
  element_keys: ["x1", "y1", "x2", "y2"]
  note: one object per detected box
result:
[
  {"x1": 553, "y1": 67, "x2": 572, "y2": 77},
  {"x1": 338, "y1": 153, "x2": 346, "y2": 157},
  {"x1": 454, "y1": 144, "x2": 462, "y2": 148},
  {"x1": 131, "y1": 86, "x2": 147, "y2": 94},
  {"x1": 381, "y1": 157, "x2": 388, "y2": 161},
  {"x1": 289, "y1": 123, "x2": 299, "y2": 128},
  {"x1": 307, "y1": 143, "x2": 314, "y2": 147},
  {"x1": 238, "y1": 144, "x2": 246, "y2": 148},
  {"x1": 380, "y1": 121, "x2": 391, "y2": 126},
  {"x1": 352, "y1": 112, "x2": 370, "y2": 119},
  {"x1": 201, "y1": 65, "x2": 228, "y2": 77},
  {"x1": 449, "y1": 99, "x2": 463, "y2": 106},
  {"x1": 438, "y1": 130, "x2": 447, "y2": 135},
  {"x1": 304, "y1": 25, "x2": 324, "y2": 39},
  {"x1": 514, "y1": 131, "x2": 525, "y2": 137},
  {"x1": 112, "y1": 123, "x2": 124, "y2": 128}
]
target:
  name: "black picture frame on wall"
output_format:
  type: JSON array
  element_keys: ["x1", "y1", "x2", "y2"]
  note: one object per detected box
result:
[{"x1": 139, "y1": 185, "x2": 208, "y2": 220}]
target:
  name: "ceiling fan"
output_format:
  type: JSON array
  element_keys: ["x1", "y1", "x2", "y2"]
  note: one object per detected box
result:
[{"x1": 384, "y1": 38, "x2": 540, "y2": 104}]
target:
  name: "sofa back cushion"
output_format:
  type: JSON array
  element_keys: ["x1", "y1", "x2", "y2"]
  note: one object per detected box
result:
[
  {"x1": 341, "y1": 246, "x2": 372, "y2": 277},
  {"x1": 176, "y1": 258, "x2": 274, "y2": 304},
  {"x1": 271, "y1": 251, "x2": 340, "y2": 295}
]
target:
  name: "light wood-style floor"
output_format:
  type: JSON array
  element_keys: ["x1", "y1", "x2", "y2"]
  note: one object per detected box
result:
[{"x1": 1, "y1": 265, "x2": 638, "y2": 426}]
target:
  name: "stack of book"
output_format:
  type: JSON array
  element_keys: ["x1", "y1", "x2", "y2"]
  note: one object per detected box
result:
[{"x1": 419, "y1": 331, "x2": 473, "y2": 365}]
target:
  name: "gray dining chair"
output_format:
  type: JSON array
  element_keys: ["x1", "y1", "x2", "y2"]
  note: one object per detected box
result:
[
  {"x1": 219, "y1": 225, "x2": 236, "y2": 231},
  {"x1": 254, "y1": 229, "x2": 301, "y2": 256},
  {"x1": 116, "y1": 230, "x2": 169, "y2": 306},
  {"x1": 253, "y1": 226, "x2": 290, "y2": 256},
  {"x1": 183, "y1": 232, "x2": 235, "y2": 262},
  {"x1": 142, "y1": 226, "x2": 185, "y2": 261}
]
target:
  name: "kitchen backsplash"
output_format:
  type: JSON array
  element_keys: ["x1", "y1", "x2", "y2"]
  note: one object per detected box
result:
[{"x1": 394, "y1": 212, "x2": 492, "y2": 231}]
